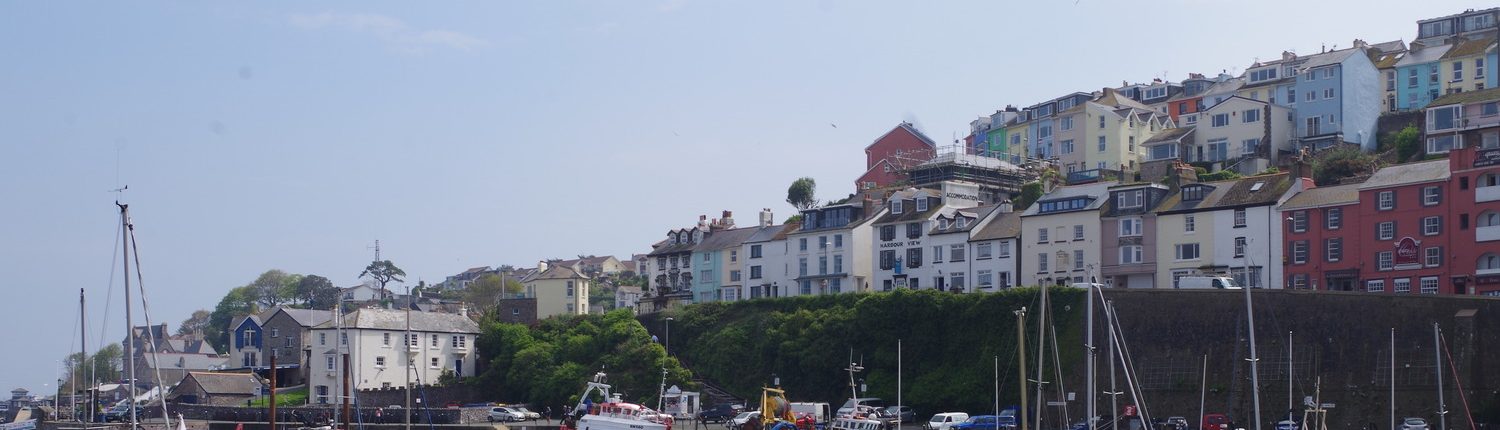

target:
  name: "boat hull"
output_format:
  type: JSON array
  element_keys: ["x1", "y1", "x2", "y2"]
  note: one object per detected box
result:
[{"x1": 577, "y1": 414, "x2": 670, "y2": 430}]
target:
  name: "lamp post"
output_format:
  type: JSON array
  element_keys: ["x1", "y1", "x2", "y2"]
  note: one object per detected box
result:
[
  {"x1": 665, "y1": 317, "x2": 674, "y2": 356},
  {"x1": 772, "y1": 374, "x2": 780, "y2": 388}
]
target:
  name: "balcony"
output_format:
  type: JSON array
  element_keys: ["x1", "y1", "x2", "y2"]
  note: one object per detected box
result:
[
  {"x1": 1479, "y1": 225, "x2": 1500, "y2": 242},
  {"x1": 1478, "y1": 185, "x2": 1500, "y2": 203}
]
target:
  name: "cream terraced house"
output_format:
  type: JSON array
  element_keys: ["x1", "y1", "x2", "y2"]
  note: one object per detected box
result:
[
  {"x1": 307, "y1": 308, "x2": 479, "y2": 404},
  {"x1": 1020, "y1": 182, "x2": 1112, "y2": 286},
  {"x1": 522, "y1": 261, "x2": 591, "y2": 318}
]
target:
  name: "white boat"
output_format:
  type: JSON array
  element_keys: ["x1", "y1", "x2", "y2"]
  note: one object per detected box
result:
[
  {"x1": 829, "y1": 405, "x2": 886, "y2": 430},
  {"x1": 564, "y1": 372, "x2": 673, "y2": 430}
]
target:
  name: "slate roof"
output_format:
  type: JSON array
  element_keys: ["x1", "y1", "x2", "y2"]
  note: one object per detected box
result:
[
  {"x1": 694, "y1": 226, "x2": 761, "y2": 251},
  {"x1": 773, "y1": 222, "x2": 802, "y2": 240},
  {"x1": 523, "y1": 265, "x2": 588, "y2": 282},
  {"x1": 865, "y1": 122, "x2": 938, "y2": 151},
  {"x1": 1156, "y1": 180, "x2": 1240, "y2": 214},
  {"x1": 1143, "y1": 126, "x2": 1194, "y2": 144},
  {"x1": 1442, "y1": 36, "x2": 1495, "y2": 59},
  {"x1": 1299, "y1": 47, "x2": 1362, "y2": 70},
  {"x1": 1430, "y1": 85, "x2": 1500, "y2": 106},
  {"x1": 970, "y1": 210, "x2": 1022, "y2": 241},
  {"x1": 648, "y1": 239, "x2": 699, "y2": 256},
  {"x1": 313, "y1": 308, "x2": 480, "y2": 333},
  {"x1": 1280, "y1": 183, "x2": 1362, "y2": 210},
  {"x1": 1370, "y1": 39, "x2": 1407, "y2": 54},
  {"x1": 1020, "y1": 182, "x2": 1113, "y2": 217},
  {"x1": 871, "y1": 189, "x2": 943, "y2": 224},
  {"x1": 272, "y1": 308, "x2": 335, "y2": 328},
  {"x1": 141, "y1": 353, "x2": 227, "y2": 370},
  {"x1": 743, "y1": 224, "x2": 791, "y2": 244},
  {"x1": 1373, "y1": 53, "x2": 1405, "y2": 69},
  {"x1": 930, "y1": 205, "x2": 998, "y2": 235},
  {"x1": 183, "y1": 372, "x2": 262, "y2": 396},
  {"x1": 1395, "y1": 44, "x2": 1452, "y2": 67},
  {"x1": 1359, "y1": 159, "x2": 1451, "y2": 189},
  {"x1": 1211, "y1": 173, "x2": 1294, "y2": 208}
]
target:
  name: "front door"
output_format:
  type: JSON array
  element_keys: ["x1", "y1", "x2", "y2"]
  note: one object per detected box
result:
[
  {"x1": 455, "y1": 358, "x2": 463, "y2": 376},
  {"x1": 934, "y1": 277, "x2": 946, "y2": 291}
]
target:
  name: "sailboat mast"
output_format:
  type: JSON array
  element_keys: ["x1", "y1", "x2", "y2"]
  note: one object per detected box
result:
[
  {"x1": 119, "y1": 203, "x2": 139, "y2": 428},
  {"x1": 1016, "y1": 307, "x2": 1028, "y2": 430},
  {"x1": 1434, "y1": 323, "x2": 1447, "y2": 430},
  {"x1": 1288, "y1": 331, "x2": 1294, "y2": 423},
  {"x1": 1243, "y1": 280, "x2": 1263, "y2": 430},
  {"x1": 1390, "y1": 328, "x2": 1395, "y2": 430},
  {"x1": 1034, "y1": 284, "x2": 1048, "y2": 430},
  {"x1": 1198, "y1": 354, "x2": 1207, "y2": 430},
  {"x1": 77, "y1": 288, "x2": 86, "y2": 422},
  {"x1": 1107, "y1": 302, "x2": 1118, "y2": 424},
  {"x1": 1085, "y1": 285, "x2": 1095, "y2": 430}
]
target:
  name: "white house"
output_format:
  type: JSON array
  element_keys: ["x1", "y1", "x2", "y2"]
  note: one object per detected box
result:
[
  {"x1": 615, "y1": 286, "x2": 642, "y2": 313},
  {"x1": 1019, "y1": 183, "x2": 1113, "y2": 286},
  {"x1": 783, "y1": 200, "x2": 884, "y2": 296},
  {"x1": 340, "y1": 283, "x2": 386, "y2": 302},
  {"x1": 968, "y1": 201, "x2": 1022, "y2": 291},
  {"x1": 1201, "y1": 173, "x2": 1308, "y2": 288},
  {"x1": 741, "y1": 220, "x2": 796, "y2": 299},
  {"x1": 306, "y1": 308, "x2": 480, "y2": 404}
]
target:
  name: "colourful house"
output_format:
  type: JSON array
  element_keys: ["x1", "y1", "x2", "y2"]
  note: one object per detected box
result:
[
  {"x1": 1395, "y1": 42, "x2": 1452, "y2": 111},
  {"x1": 1439, "y1": 36, "x2": 1497, "y2": 95}
]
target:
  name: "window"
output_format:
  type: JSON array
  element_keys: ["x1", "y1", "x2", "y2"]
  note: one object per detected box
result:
[
  {"x1": 1378, "y1": 221, "x2": 1395, "y2": 240},
  {"x1": 1233, "y1": 209, "x2": 1246, "y2": 227},
  {"x1": 319, "y1": 333, "x2": 326, "y2": 346},
  {"x1": 1117, "y1": 190, "x2": 1144, "y2": 208},
  {"x1": 1119, "y1": 218, "x2": 1142, "y2": 237},
  {"x1": 1409, "y1": 69, "x2": 1419, "y2": 88},
  {"x1": 751, "y1": 244, "x2": 762, "y2": 258},
  {"x1": 800, "y1": 280, "x2": 812, "y2": 295},
  {"x1": 730, "y1": 250, "x2": 738, "y2": 262},
  {"x1": 978, "y1": 270, "x2": 993, "y2": 288},
  {"x1": 1486, "y1": 103, "x2": 1500, "y2": 117},
  {"x1": 375, "y1": 356, "x2": 386, "y2": 368},
  {"x1": 834, "y1": 234, "x2": 843, "y2": 248},
  {"x1": 1061, "y1": 139, "x2": 1075, "y2": 154},
  {"x1": 1073, "y1": 224, "x2": 1084, "y2": 240},
  {"x1": 1387, "y1": 71, "x2": 1396, "y2": 91},
  {"x1": 891, "y1": 200, "x2": 903, "y2": 214},
  {"x1": 798, "y1": 258, "x2": 808, "y2": 276},
  {"x1": 1038, "y1": 253, "x2": 1049, "y2": 272},
  {"x1": 1423, "y1": 186, "x2": 1441, "y2": 205},
  {"x1": 1212, "y1": 113, "x2": 1230, "y2": 127},
  {"x1": 431, "y1": 357, "x2": 441, "y2": 368},
  {"x1": 818, "y1": 235, "x2": 828, "y2": 249},
  {"x1": 951, "y1": 273, "x2": 966, "y2": 290},
  {"x1": 1061, "y1": 116, "x2": 1073, "y2": 130},
  {"x1": 1098, "y1": 136, "x2": 1107, "y2": 152},
  {"x1": 1429, "y1": 105, "x2": 1462, "y2": 132},
  {"x1": 1393, "y1": 278, "x2": 1411, "y2": 293},
  {"x1": 1120, "y1": 245, "x2": 1142, "y2": 264},
  {"x1": 998, "y1": 240, "x2": 1012, "y2": 258},
  {"x1": 730, "y1": 270, "x2": 741, "y2": 282},
  {"x1": 1431, "y1": 66, "x2": 1439, "y2": 85},
  {"x1": 929, "y1": 245, "x2": 942, "y2": 263},
  {"x1": 834, "y1": 255, "x2": 843, "y2": 273},
  {"x1": 879, "y1": 250, "x2": 895, "y2": 270},
  {"x1": 431, "y1": 334, "x2": 439, "y2": 347},
  {"x1": 1287, "y1": 87, "x2": 1296, "y2": 103},
  {"x1": 566, "y1": 281, "x2": 575, "y2": 297},
  {"x1": 382, "y1": 333, "x2": 391, "y2": 346},
  {"x1": 915, "y1": 197, "x2": 929, "y2": 212},
  {"x1": 1185, "y1": 215, "x2": 1195, "y2": 232},
  {"x1": 1378, "y1": 191, "x2": 1395, "y2": 210},
  {"x1": 1423, "y1": 216, "x2": 1442, "y2": 235},
  {"x1": 1073, "y1": 249, "x2": 1085, "y2": 270},
  {"x1": 800, "y1": 237, "x2": 809, "y2": 250},
  {"x1": 1367, "y1": 279, "x2": 1385, "y2": 292},
  {"x1": 1037, "y1": 228, "x2": 1049, "y2": 243},
  {"x1": 1479, "y1": 58, "x2": 1487, "y2": 79},
  {"x1": 1292, "y1": 211, "x2": 1307, "y2": 232},
  {"x1": 1175, "y1": 243, "x2": 1201, "y2": 260},
  {"x1": 1454, "y1": 61, "x2": 1464, "y2": 81},
  {"x1": 750, "y1": 266, "x2": 762, "y2": 279},
  {"x1": 977, "y1": 242, "x2": 993, "y2": 259},
  {"x1": 1326, "y1": 208, "x2": 1342, "y2": 229},
  {"x1": 1234, "y1": 237, "x2": 1247, "y2": 257},
  {"x1": 907, "y1": 222, "x2": 922, "y2": 239},
  {"x1": 1378, "y1": 251, "x2": 1394, "y2": 270},
  {"x1": 1149, "y1": 143, "x2": 1177, "y2": 161},
  {"x1": 1099, "y1": 115, "x2": 1105, "y2": 129},
  {"x1": 452, "y1": 335, "x2": 467, "y2": 348},
  {"x1": 342, "y1": 332, "x2": 348, "y2": 345},
  {"x1": 1250, "y1": 68, "x2": 1277, "y2": 82},
  {"x1": 1323, "y1": 88, "x2": 1334, "y2": 99},
  {"x1": 1242, "y1": 138, "x2": 1260, "y2": 155},
  {"x1": 1420, "y1": 277, "x2": 1439, "y2": 294},
  {"x1": 906, "y1": 248, "x2": 921, "y2": 269},
  {"x1": 1128, "y1": 136, "x2": 1136, "y2": 152},
  {"x1": 879, "y1": 225, "x2": 895, "y2": 241},
  {"x1": 1426, "y1": 247, "x2": 1442, "y2": 267},
  {"x1": 1326, "y1": 238, "x2": 1342, "y2": 262},
  {"x1": 1243, "y1": 109, "x2": 1261, "y2": 123},
  {"x1": 818, "y1": 256, "x2": 828, "y2": 274},
  {"x1": 950, "y1": 244, "x2": 967, "y2": 262},
  {"x1": 326, "y1": 356, "x2": 335, "y2": 370},
  {"x1": 1306, "y1": 116, "x2": 1321, "y2": 136},
  {"x1": 1428, "y1": 136, "x2": 1459, "y2": 154},
  {"x1": 1292, "y1": 241, "x2": 1308, "y2": 264},
  {"x1": 1306, "y1": 90, "x2": 1317, "y2": 101}
]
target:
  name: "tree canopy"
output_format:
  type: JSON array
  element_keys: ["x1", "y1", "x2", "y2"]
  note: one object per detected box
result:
[
  {"x1": 360, "y1": 260, "x2": 406, "y2": 293},
  {"x1": 786, "y1": 177, "x2": 818, "y2": 211}
]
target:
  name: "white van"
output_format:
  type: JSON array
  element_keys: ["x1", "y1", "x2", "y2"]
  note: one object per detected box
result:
[
  {"x1": 791, "y1": 402, "x2": 831, "y2": 424},
  {"x1": 926, "y1": 413, "x2": 970, "y2": 430},
  {"x1": 1177, "y1": 276, "x2": 1240, "y2": 289}
]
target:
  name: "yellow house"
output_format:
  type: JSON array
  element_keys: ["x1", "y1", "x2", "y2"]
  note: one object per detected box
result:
[
  {"x1": 522, "y1": 261, "x2": 590, "y2": 319},
  {"x1": 1441, "y1": 37, "x2": 1496, "y2": 94}
]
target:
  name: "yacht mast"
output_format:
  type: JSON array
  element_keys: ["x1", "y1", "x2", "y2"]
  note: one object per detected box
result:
[
  {"x1": 1242, "y1": 279, "x2": 1263, "y2": 430},
  {"x1": 1085, "y1": 285, "x2": 1096, "y2": 430},
  {"x1": 118, "y1": 203, "x2": 138, "y2": 429}
]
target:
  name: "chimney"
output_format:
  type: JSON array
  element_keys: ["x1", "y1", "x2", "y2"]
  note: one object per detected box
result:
[
  {"x1": 698, "y1": 215, "x2": 709, "y2": 229},
  {"x1": 759, "y1": 208, "x2": 774, "y2": 227},
  {"x1": 1282, "y1": 50, "x2": 1296, "y2": 62},
  {"x1": 1353, "y1": 39, "x2": 1368, "y2": 49},
  {"x1": 537, "y1": 260, "x2": 549, "y2": 273},
  {"x1": 721, "y1": 210, "x2": 735, "y2": 228},
  {"x1": 998, "y1": 199, "x2": 1014, "y2": 213}
]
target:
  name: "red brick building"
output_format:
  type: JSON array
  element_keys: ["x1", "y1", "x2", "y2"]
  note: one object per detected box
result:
[
  {"x1": 1354, "y1": 160, "x2": 1454, "y2": 294},
  {"x1": 1447, "y1": 145, "x2": 1500, "y2": 296},
  {"x1": 856, "y1": 122, "x2": 937, "y2": 191},
  {"x1": 1279, "y1": 183, "x2": 1363, "y2": 291}
]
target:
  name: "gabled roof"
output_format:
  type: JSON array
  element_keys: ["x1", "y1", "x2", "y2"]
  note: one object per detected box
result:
[
  {"x1": 460, "y1": 266, "x2": 491, "y2": 275},
  {"x1": 1211, "y1": 173, "x2": 1294, "y2": 208},
  {"x1": 1442, "y1": 36, "x2": 1496, "y2": 59},
  {"x1": 1021, "y1": 182, "x2": 1113, "y2": 217},
  {"x1": 182, "y1": 372, "x2": 261, "y2": 396},
  {"x1": 1157, "y1": 180, "x2": 1239, "y2": 214},
  {"x1": 269, "y1": 308, "x2": 335, "y2": 328},
  {"x1": 970, "y1": 210, "x2": 1022, "y2": 241},
  {"x1": 1370, "y1": 39, "x2": 1407, "y2": 54},
  {"x1": 523, "y1": 264, "x2": 589, "y2": 282},
  {"x1": 1280, "y1": 183, "x2": 1361, "y2": 210},
  {"x1": 744, "y1": 224, "x2": 793, "y2": 244},
  {"x1": 312, "y1": 308, "x2": 479, "y2": 334},
  {"x1": 1359, "y1": 160, "x2": 1451, "y2": 189},
  {"x1": 864, "y1": 122, "x2": 938, "y2": 151},
  {"x1": 1144, "y1": 126, "x2": 1194, "y2": 145},
  {"x1": 1298, "y1": 47, "x2": 1363, "y2": 70},
  {"x1": 1430, "y1": 85, "x2": 1500, "y2": 106},
  {"x1": 930, "y1": 205, "x2": 998, "y2": 235},
  {"x1": 872, "y1": 189, "x2": 943, "y2": 224},
  {"x1": 1395, "y1": 44, "x2": 1453, "y2": 67},
  {"x1": 694, "y1": 226, "x2": 761, "y2": 251}
]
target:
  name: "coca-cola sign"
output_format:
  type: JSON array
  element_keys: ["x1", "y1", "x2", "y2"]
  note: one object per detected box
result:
[
  {"x1": 1394, "y1": 237, "x2": 1421, "y2": 267},
  {"x1": 1476, "y1": 148, "x2": 1500, "y2": 168}
]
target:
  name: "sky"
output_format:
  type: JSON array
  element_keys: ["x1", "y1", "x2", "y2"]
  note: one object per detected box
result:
[{"x1": 0, "y1": 0, "x2": 1486, "y2": 393}]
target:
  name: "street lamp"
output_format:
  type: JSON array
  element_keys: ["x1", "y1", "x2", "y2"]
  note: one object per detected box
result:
[
  {"x1": 664, "y1": 317, "x2": 674, "y2": 356},
  {"x1": 772, "y1": 373, "x2": 780, "y2": 387}
]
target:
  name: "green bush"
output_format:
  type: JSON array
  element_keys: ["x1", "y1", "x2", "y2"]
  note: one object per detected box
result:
[
  {"x1": 1313, "y1": 146, "x2": 1379, "y2": 185},
  {"x1": 1392, "y1": 125, "x2": 1421, "y2": 161},
  {"x1": 1197, "y1": 170, "x2": 1242, "y2": 182}
]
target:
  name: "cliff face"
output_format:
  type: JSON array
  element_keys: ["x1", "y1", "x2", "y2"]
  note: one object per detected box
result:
[{"x1": 646, "y1": 289, "x2": 1499, "y2": 429}]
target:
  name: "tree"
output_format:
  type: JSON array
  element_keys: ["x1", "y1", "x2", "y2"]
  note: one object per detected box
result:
[
  {"x1": 360, "y1": 260, "x2": 407, "y2": 294},
  {"x1": 177, "y1": 310, "x2": 212, "y2": 336},
  {"x1": 294, "y1": 275, "x2": 341, "y2": 309},
  {"x1": 786, "y1": 177, "x2": 818, "y2": 211},
  {"x1": 1392, "y1": 125, "x2": 1422, "y2": 162},
  {"x1": 249, "y1": 269, "x2": 295, "y2": 308},
  {"x1": 207, "y1": 286, "x2": 257, "y2": 352},
  {"x1": 1313, "y1": 146, "x2": 1380, "y2": 186},
  {"x1": 90, "y1": 344, "x2": 123, "y2": 384},
  {"x1": 1014, "y1": 181, "x2": 1044, "y2": 210},
  {"x1": 463, "y1": 274, "x2": 523, "y2": 315}
]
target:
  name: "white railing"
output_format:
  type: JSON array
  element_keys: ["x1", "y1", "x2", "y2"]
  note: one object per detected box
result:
[
  {"x1": 1478, "y1": 185, "x2": 1500, "y2": 203},
  {"x1": 1478, "y1": 225, "x2": 1500, "y2": 242}
]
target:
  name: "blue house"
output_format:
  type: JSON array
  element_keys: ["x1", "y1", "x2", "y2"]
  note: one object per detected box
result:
[
  {"x1": 1394, "y1": 42, "x2": 1452, "y2": 111},
  {"x1": 229, "y1": 313, "x2": 265, "y2": 368},
  {"x1": 1292, "y1": 46, "x2": 1382, "y2": 151}
]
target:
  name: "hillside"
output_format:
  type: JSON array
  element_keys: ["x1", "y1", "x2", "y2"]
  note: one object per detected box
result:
[{"x1": 643, "y1": 288, "x2": 1499, "y2": 428}]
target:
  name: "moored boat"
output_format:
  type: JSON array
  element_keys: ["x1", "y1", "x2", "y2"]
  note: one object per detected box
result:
[{"x1": 563, "y1": 372, "x2": 673, "y2": 430}]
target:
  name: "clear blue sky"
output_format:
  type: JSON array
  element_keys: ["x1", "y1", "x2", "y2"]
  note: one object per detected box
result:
[{"x1": 0, "y1": 0, "x2": 1479, "y2": 393}]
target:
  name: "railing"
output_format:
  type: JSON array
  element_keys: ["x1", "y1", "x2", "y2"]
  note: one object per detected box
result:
[
  {"x1": 1478, "y1": 185, "x2": 1500, "y2": 203},
  {"x1": 1478, "y1": 224, "x2": 1500, "y2": 242}
]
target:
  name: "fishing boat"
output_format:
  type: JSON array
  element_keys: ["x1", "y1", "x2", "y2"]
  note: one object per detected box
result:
[
  {"x1": 830, "y1": 363, "x2": 886, "y2": 430},
  {"x1": 563, "y1": 372, "x2": 673, "y2": 430}
]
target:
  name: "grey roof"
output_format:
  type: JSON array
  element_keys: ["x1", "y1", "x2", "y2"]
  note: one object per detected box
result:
[
  {"x1": 1020, "y1": 182, "x2": 1113, "y2": 217},
  {"x1": 1359, "y1": 160, "x2": 1451, "y2": 189},
  {"x1": 743, "y1": 224, "x2": 792, "y2": 244},
  {"x1": 1370, "y1": 39, "x2": 1407, "y2": 54},
  {"x1": 1143, "y1": 126, "x2": 1194, "y2": 145},
  {"x1": 970, "y1": 210, "x2": 1022, "y2": 241},
  {"x1": 523, "y1": 264, "x2": 588, "y2": 282},
  {"x1": 1298, "y1": 47, "x2": 1362, "y2": 70},
  {"x1": 184, "y1": 372, "x2": 262, "y2": 396},
  {"x1": 694, "y1": 226, "x2": 762, "y2": 251},
  {"x1": 872, "y1": 188, "x2": 944, "y2": 225},
  {"x1": 1280, "y1": 183, "x2": 1362, "y2": 210},
  {"x1": 1157, "y1": 180, "x2": 1239, "y2": 214},
  {"x1": 1210, "y1": 173, "x2": 1294, "y2": 208},
  {"x1": 142, "y1": 353, "x2": 227, "y2": 370},
  {"x1": 930, "y1": 205, "x2": 998, "y2": 235},
  {"x1": 1395, "y1": 44, "x2": 1453, "y2": 67},
  {"x1": 1430, "y1": 85, "x2": 1500, "y2": 106},
  {"x1": 313, "y1": 308, "x2": 480, "y2": 334},
  {"x1": 272, "y1": 308, "x2": 335, "y2": 328}
]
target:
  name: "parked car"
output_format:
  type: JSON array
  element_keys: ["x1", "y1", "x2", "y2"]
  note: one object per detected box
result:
[
  {"x1": 927, "y1": 413, "x2": 971, "y2": 430},
  {"x1": 1276, "y1": 420, "x2": 1301, "y2": 430},
  {"x1": 700, "y1": 404, "x2": 742, "y2": 423},
  {"x1": 729, "y1": 411, "x2": 762, "y2": 429},
  {"x1": 996, "y1": 408, "x2": 1019, "y2": 428},
  {"x1": 1400, "y1": 418, "x2": 1428, "y2": 430},
  {"x1": 952, "y1": 415, "x2": 1002, "y2": 430},
  {"x1": 1177, "y1": 276, "x2": 1240, "y2": 289},
  {"x1": 1202, "y1": 414, "x2": 1233, "y2": 430},
  {"x1": 1165, "y1": 417, "x2": 1189, "y2": 430},
  {"x1": 488, "y1": 407, "x2": 524, "y2": 422},
  {"x1": 511, "y1": 406, "x2": 542, "y2": 420},
  {"x1": 884, "y1": 406, "x2": 915, "y2": 424},
  {"x1": 837, "y1": 398, "x2": 886, "y2": 417},
  {"x1": 102, "y1": 404, "x2": 132, "y2": 423}
]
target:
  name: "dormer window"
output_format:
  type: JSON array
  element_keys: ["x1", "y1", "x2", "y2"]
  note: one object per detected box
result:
[
  {"x1": 957, "y1": 217, "x2": 968, "y2": 229},
  {"x1": 916, "y1": 197, "x2": 928, "y2": 212},
  {"x1": 1182, "y1": 185, "x2": 1209, "y2": 201},
  {"x1": 892, "y1": 200, "x2": 903, "y2": 214},
  {"x1": 938, "y1": 217, "x2": 949, "y2": 230},
  {"x1": 1116, "y1": 190, "x2": 1144, "y2": 208}
]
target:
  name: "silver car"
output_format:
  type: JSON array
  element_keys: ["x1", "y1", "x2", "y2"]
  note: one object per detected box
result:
[{"x1": 1400, "y1": 418, "x2": 1428, "y2": 430}]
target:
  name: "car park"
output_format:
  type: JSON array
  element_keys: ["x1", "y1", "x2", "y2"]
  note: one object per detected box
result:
[
  {"x1": 511, "y1": 406, "x2": 542, "y2": 420},
  {"x1": 884, "y1": 406, "x2": 915, "y2": 424}
]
